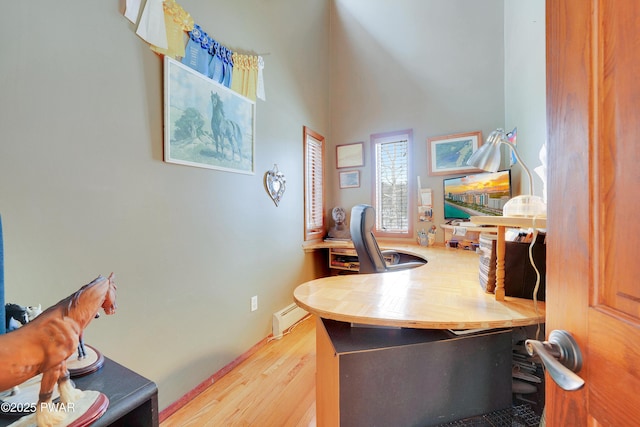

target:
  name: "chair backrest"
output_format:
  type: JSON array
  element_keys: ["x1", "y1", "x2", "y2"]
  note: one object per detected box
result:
[{"x1": 350, "y1": 204, "x2": 387, "y2": 273}]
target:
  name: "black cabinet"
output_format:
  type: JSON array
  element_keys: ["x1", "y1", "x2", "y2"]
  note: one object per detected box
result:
[
  {"x1": 317, "y1": 318, "x2": 513, "y2": 427},
  {"x1": 0, "y1": 357, "x2": 158, "y2": 427}
]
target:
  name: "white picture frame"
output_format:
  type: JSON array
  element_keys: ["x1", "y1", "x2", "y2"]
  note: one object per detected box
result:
[{"x1": 164, "y1": 56, "x2": 255, "y2": 174}]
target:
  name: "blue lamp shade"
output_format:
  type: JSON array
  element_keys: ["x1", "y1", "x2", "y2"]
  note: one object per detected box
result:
[{"x1": 466, "y1": 129, "x2": 506, "y2": 173}]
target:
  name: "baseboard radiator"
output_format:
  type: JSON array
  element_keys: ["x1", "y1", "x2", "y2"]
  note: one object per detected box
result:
[{"x1": 272, "y1": 303, "x2": 308, "y2": 339}]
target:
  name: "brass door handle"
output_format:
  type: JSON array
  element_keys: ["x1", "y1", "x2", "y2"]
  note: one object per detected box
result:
[{"x1": 525, "y1": 330, "x2": 585, "y2": 391}]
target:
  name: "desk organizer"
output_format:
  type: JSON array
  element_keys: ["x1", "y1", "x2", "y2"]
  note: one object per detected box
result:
[{"x1": 480, "y1": 234, "x2": 546, "y2": 301}]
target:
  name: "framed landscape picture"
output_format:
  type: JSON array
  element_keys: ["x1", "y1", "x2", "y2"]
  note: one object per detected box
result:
[
  {"x1": 164, "y1": 56, "x2": 255, "y2": 174},
  {"x1": 427, "y1": 131, "x2": 483, "y2": 176},
  {"x1": 336, "y1": 142, "x2": 364, "y2": 169},
  {"x1": 339, "y1": 170, "x2": 360, "y2": 188}
]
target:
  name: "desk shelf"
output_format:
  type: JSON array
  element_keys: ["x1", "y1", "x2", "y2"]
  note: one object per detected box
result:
[
  {"x1": 329, "y1": 248, "x2": 359, "y2": 272},
  {"x1": 439, "y1": 223, "x2": 498, "y2": 248},
  {"x1": 328, "y1": 247, "x2": 400, "y2": 273},
  {"x1": 328, "y1": 247, "x2": 405, "y2": 273},
  {"x1": 468, "y1": 216, "x2": 546, "y2": 229}
]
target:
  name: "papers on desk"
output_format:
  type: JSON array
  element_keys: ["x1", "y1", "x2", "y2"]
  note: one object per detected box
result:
[
  {"x1": 448, "y1": 328, "x2": 493, "y2": 336},
  {"x1": 453, "y1": 226, "x2": 467, "y2": 236}
]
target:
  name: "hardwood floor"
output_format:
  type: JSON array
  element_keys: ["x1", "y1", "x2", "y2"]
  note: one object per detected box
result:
[
  {"x1": 161, "y1": 315, "x2": 317, "y2": 427},
  {"x1": 159, "y1": 315, "x2": 543, "y2": 427}
]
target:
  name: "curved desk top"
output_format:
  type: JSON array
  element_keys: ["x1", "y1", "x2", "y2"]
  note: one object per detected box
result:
[{"x1": 294, "y1": 243, "x2": 545, "y2": 330}]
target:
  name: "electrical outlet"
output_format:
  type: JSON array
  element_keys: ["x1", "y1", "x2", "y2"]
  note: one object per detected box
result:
[{"x1": 251, "y1": 295, "x2": 258, "y2": 312}]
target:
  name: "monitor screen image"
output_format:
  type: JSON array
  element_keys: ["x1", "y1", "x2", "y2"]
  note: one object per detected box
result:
[{"x1": 443, "y1": 170, "x2": 512, "y2": 220}]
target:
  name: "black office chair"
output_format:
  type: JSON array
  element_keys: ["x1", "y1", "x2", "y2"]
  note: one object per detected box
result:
[{"x1": 350, "y1": 204, "x2": 426, "y2": 274}]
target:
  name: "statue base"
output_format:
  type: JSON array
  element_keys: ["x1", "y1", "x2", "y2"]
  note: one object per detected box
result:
[
  {"x1": 6, "y1": 390, "x2": 109, "y2": 427},
  {"x1": 67, "y1": 345, "x2": 104, "y2": 378},
  {"x1": 0, "y1": 345, "x2": 105, "y2": 420}
]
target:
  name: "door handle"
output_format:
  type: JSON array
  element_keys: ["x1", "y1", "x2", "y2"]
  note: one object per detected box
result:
[{"x1": 525, "y1": 330, "x2": 585, "y2": 391}]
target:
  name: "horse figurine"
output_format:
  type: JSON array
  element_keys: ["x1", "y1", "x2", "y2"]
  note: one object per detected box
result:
[
  {"x1": 4, "y1": 303, "x2": 42, "y2": 397},
  {"x1": 26, "y1": 304, "x2": 42, "y2": 322},
  {"x1": 210, "y1": 91, "x2": 243, "y2": 161},
  {"x1": 5, "y1": 303, "x2": 29, "y2": 330},
  {"x1": 0, "y1": 273, "x2": 117, "y2": 427},
  {"x1": 5, "y1": 303, "x2": 42, "y2": 331},
  {"x1": 76, "y1": 311, "x2": 99, "y2": 360}
]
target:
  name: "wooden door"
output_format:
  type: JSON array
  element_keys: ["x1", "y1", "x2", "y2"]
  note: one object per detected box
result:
[{"x1": 546, "y1": 0, "x2": 640, "y2": 425}]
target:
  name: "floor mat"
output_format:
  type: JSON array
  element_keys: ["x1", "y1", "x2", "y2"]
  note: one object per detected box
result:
[{"x1": 435, "y1": 404, "x2": 541, "y2": 427}]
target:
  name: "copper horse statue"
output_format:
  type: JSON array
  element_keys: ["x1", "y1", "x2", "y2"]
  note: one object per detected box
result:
[{"x1": 0, "y1": 273, "x2": 117, "y2": 427}]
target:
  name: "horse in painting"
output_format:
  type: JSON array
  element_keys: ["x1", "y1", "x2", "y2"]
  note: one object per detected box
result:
[
  {"x1": 210, "y1": 91, "x2": 243, "y2": 161},
  {"x1": 0, "y1": 273, "x2": 117, "y2": 427}
]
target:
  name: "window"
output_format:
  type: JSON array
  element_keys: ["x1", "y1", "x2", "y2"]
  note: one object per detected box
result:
[
  {"x1": 304, "y1": 126, "x2": 325, "y2": 241},
  {"x1": 371, "y1": 129, "x2": 413, "y2": 237}
]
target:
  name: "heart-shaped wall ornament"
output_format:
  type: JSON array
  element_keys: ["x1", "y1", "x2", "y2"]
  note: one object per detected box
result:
[{"x1": 265, "y1": 164, "x2": 286, "y2": 206}]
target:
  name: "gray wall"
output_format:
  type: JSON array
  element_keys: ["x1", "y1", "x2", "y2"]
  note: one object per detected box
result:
[
  {"x1": 0, "y1": 0, "x2": 545, "y2": 413},
  {"x1": 0, "y1": 0, "x2": 329, "y2": 410},
  {"x1": 328, "y1": 0, "x2": 546, "y2": 242},
  {"x1": 505, "y1": 0, "x2": 547, "y2": 200}
]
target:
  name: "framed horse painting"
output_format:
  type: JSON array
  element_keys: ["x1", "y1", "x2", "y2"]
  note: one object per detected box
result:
[{"x1": 163, "y1": 56, "x2": 255, "y2": 174}]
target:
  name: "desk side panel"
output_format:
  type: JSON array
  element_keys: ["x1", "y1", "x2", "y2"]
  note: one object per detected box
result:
[
  {"x1": 338, "y1": 329, "x2": 512, "y2": 427},
  {"x1": 316, "y1": 317, "x2": 340, "y2": 427}
]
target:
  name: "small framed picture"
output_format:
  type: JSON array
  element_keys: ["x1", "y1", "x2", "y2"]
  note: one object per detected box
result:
[
  {"x1": 427, "y1": 131, "x2": 483, "y2": 176},
  {"x1": 339, "y1": 170, "x2": 360, "y2": 188},
  {"x1": 336, "y1": 142, "x2": 364, "y2": 169}
]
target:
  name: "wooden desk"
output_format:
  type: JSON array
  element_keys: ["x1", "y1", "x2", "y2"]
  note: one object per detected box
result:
[
  {"x1": 471, "y1": 216, "x2": 547, "y2": 301},
  {"x1": 302, "y1": 239, "x2": 354, "y2": 253},
  {"x1": 294, "y1": 244, "x2": 544, "y2": 426},
  {"x1": 295, "y1": 244, "x2": 544, "y2": 329}
]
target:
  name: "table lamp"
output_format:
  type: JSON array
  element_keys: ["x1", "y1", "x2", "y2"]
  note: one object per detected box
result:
[{"x1": 466, "y1": 128, "x2": 547, "y2": 217}]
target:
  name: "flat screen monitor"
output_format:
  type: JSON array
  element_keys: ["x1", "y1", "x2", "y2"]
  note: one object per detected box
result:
[{"x1": 443, "y1": 170, "x2": 512, "y2": 221}]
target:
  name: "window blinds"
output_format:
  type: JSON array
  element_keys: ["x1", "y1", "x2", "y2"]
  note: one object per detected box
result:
[
  {"x1": 375, "y1": 138, "x2": 409, "y2": 233},
  {"x1": 305, "y1": 135, "x2": 324, "y2": 234}
]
